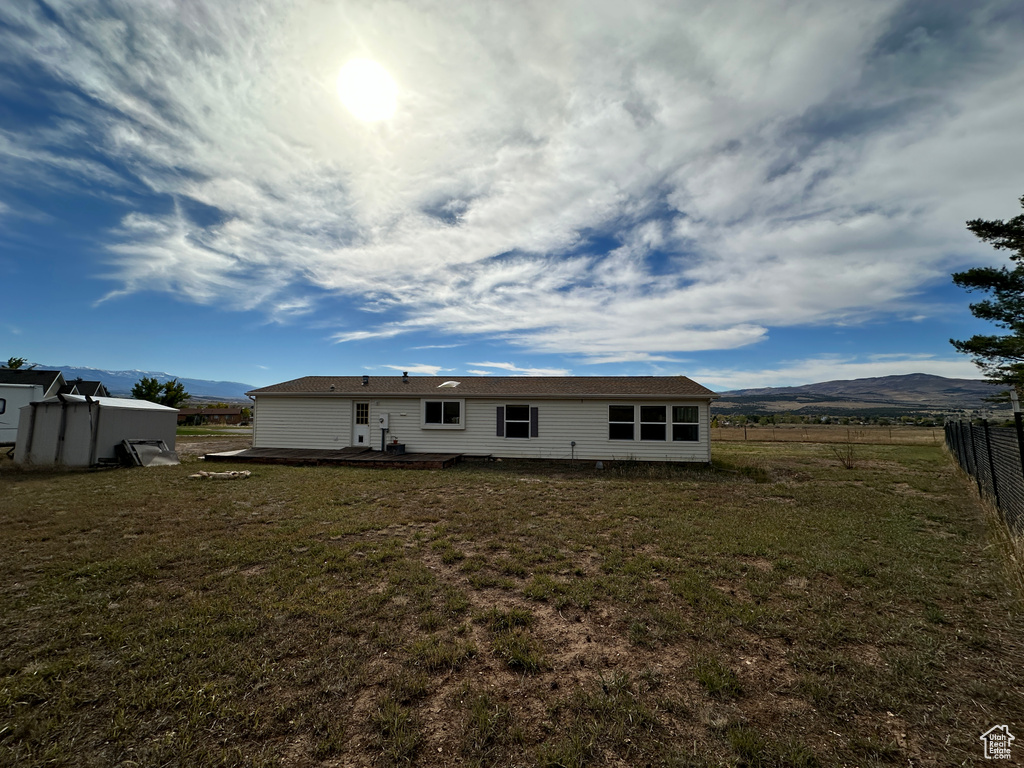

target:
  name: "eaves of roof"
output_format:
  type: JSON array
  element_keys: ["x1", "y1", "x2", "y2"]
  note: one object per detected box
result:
[{"x1": 247, "y1": 376, "x2": 719, "y2": 400}]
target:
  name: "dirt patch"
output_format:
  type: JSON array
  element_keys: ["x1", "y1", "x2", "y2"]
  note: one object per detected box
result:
[{"x1": 175, "y1": 435, "x2": 252, "y2": 457}]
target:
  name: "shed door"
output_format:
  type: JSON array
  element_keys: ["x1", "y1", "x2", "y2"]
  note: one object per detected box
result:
[{"x1": 353, "y1": 402, "x2": 370, "y2": 446}]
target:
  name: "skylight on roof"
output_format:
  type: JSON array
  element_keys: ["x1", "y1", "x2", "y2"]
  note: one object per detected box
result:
[{"x1": 438, "y1": 381, "x2": 461, "y2": 388}]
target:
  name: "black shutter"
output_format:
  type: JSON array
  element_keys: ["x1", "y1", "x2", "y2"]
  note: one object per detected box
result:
[
  {"x1": 496, "y1": 406, "x2": 504, "y2": 437},
  {"x1": 530, "y1": 407, "x2": 539, "y2": 438}
]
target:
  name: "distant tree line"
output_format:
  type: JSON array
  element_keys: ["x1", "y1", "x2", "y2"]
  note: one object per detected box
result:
[{"x1": 712, "y1": 412, "x2": 945, "y2": 427}]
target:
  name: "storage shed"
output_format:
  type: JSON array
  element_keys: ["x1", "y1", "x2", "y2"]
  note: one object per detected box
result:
[
  {"x1": 14, "y1": 395, "x2": 178, "y2": 467},
  {"x1": 247, "y1": 375, "x2": 718, "y2": 463}
]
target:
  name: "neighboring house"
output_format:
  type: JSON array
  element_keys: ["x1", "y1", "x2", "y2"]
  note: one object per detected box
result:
[
  {"x1": 247, "y1": 374, "x2": 718, "y2": 462},
  {"x1": 59, "y1": 379, "x2": 111, "y2": 398},
  {"x1": 0, "y1": 369, "x2": 66, "y2": 445},
  {"x1": 177, "y1": 407, "x2": 247, "y2": 426}
]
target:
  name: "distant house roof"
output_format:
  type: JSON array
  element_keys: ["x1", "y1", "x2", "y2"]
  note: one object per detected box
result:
[
  {"x1": 0, "y1": 369, "x2": 66, "y2": 392},
  {"x1": 248, "y1": 376, "x2": 718, "y2": 400},
  {"x1": 60, "y1": 380, "x2": 111, "y2": 397}
]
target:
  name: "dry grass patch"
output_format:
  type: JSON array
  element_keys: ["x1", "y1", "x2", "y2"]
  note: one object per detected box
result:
[{"x1": 1, "y1": 442, "x2": 1021, "y2": 767}]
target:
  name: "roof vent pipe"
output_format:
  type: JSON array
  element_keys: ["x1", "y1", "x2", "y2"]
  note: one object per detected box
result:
[
  {"x1": 362, "y1": 375, "x2": 369, "y2": 386},
  {"x1": 402, "y1": 372, "x2": 408, "y2": 382}
]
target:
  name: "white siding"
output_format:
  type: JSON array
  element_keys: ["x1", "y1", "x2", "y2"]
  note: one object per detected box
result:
[
  {"x1": 254, "y1": 395, "x2": 711, "y2": 462},
  {"x1": 253, "y1": 396, "x2": 352, "y2": 450}
]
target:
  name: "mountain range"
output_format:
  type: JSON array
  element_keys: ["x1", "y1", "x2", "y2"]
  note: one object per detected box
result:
[
  {"x1": 8, "y1": 366, "x2": 1005, "y2": 413},
  {"x1": 715, "y1": 373, "x2": 1005, "y2": 415},
  {"x1": 42, "y1": 364, "x2": 256, "y2": 401}
]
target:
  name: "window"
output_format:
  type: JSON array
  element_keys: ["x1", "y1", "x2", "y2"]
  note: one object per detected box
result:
[
  {"x1": 608, "y1": 405, "x2": 635, "y2": 440},
  {"x1": 423, "y1": 399, "x2": 463, "y2": 428},
  {"x1": 640, "y1": 405, "x2": 666, "y2": 441},
  {"x1": 672, "y1": 405, "x2": 699, "y2": 441},
  {"x1": 355, "y1": 402, "x2": 369, "y2": 425},
  {"x1": 504, "y1": 405, "x2": 530, "y2": 438}
]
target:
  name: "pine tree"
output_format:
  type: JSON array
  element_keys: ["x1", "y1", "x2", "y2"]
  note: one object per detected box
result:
[
  {"x1": 131, "y1": 376, "x2": 190, "y2": 408},
  {"x1": 950, "y1": 194, "x2": 1024, "y2": 392}
]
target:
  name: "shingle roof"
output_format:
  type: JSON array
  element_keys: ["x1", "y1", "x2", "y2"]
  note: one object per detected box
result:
[
  {"x1": 248, "y1": 376, "x2": 718, "y2": 399},
  {"x1": 60, "y1": 380, "x2": 110, "y2": 397},
  {"x1": 0, "y1": 369, "x2": 65, "y2": 388}
]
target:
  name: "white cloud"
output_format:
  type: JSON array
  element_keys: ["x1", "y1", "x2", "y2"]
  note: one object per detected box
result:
[
  {"x1": 692, "y1": 355, "x2": 984, "y2": 391},
  {"x1": 1, "y1": 1, "x2": 1022, "y2": 361},
  {"x1": 332, "y1": 328, "x2": 407, "y2": 344},
  {"x1": 467, "y1": 361, "x2": 572, "y2": 376},
  {"x1": 381, "y1": 364, "x2": 448, "y2": 376}
]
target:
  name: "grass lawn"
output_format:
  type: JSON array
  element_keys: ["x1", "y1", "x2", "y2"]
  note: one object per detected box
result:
[{"x1": 1, "y1": 442, "x2": 1021, "y2": 767}]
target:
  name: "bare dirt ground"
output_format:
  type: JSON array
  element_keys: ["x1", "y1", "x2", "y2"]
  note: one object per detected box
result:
[{"x1": 175, "y1": 435, "x2": 253, "y2": 457}]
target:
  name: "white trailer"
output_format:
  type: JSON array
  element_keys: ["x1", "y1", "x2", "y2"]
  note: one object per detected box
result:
[
  {"x1": 0, "y1": 370, "x2": 66, "y2": 445},
  {"x1": 0, "y1": 383, "x2": 47, "y2": 445}
]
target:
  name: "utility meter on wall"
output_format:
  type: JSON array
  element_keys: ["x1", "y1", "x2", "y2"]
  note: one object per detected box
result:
[{"x1": 378, "y1": 413, "x2": 389, "y2": 430}]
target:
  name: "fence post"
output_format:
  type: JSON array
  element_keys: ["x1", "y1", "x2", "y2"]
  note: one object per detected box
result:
[
  {"x1": 1015, "y1": 412, "x2": 1024, "y2": 484},
  {"x1": 983, "y1": 419, "x2": 999, "y2": 508},
  {"x1": 967, "y1": 421, "x2": 983, "y2": 495},
  {"x1": 959, "y1": 420, "x2": 970, "y2": 471}
]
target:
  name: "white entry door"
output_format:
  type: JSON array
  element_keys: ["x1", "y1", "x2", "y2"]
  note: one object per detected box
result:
[{"x1": 353, "y1": 402, "x2": 370, "y2": 446}]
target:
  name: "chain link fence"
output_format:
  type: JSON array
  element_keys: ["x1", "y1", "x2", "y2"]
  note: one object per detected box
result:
[{"x1": 945, "y1": 420, "x2": 1024, "y2": 536}]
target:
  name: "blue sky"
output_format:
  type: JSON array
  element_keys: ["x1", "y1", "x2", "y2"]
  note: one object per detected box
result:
[{"x1": 2, "y1": 0, "x2": 1023, "y2": 390}]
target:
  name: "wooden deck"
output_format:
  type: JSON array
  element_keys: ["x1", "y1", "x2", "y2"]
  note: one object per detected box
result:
[{"x1": 203, "y1": 446, "x2": 462, "y2": 469}]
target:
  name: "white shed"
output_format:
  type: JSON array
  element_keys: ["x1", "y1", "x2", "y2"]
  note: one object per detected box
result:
[{"x1": 14, "y1": 395, "x2": 178, "y2": 467}]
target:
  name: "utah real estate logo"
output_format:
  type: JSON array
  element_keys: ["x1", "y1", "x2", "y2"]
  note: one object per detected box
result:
[{"x1": 980, "y1": 725, "x2": 1015, "y2": 760}]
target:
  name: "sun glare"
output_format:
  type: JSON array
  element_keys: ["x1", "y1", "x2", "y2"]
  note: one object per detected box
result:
[{"x1": 336, "y1": 58, "x2": 397, "y2": 122}]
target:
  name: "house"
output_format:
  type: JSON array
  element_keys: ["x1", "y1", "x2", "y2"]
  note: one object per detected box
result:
[
  {"x1": 14, "y1": 395, "x2": 178, "y2": 467},
  {"x1": 59, "y1": 379, "x2": 111, "y2": 398},
  {"x1": 246, "y1": 374, "x2": 718, "y2": 462},
  {"x1": 177, "y1": 406, "x2": 247, "y2": 426},
  {"x1": 0, "y1": 369, "x2": 66, "y2": 445}
]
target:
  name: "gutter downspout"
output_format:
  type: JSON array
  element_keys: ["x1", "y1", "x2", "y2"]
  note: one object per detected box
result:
[{"x1": 247, "y1": 394, "x2": 256, "y2": 447}]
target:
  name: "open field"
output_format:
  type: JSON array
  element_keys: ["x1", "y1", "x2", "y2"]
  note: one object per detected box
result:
[
  {"x1": 713, "y1": 424, "x2": 944, "y2": 445},
  {"x1": 2, "y1": 443, "x2": 1022, "y2": 767}
]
